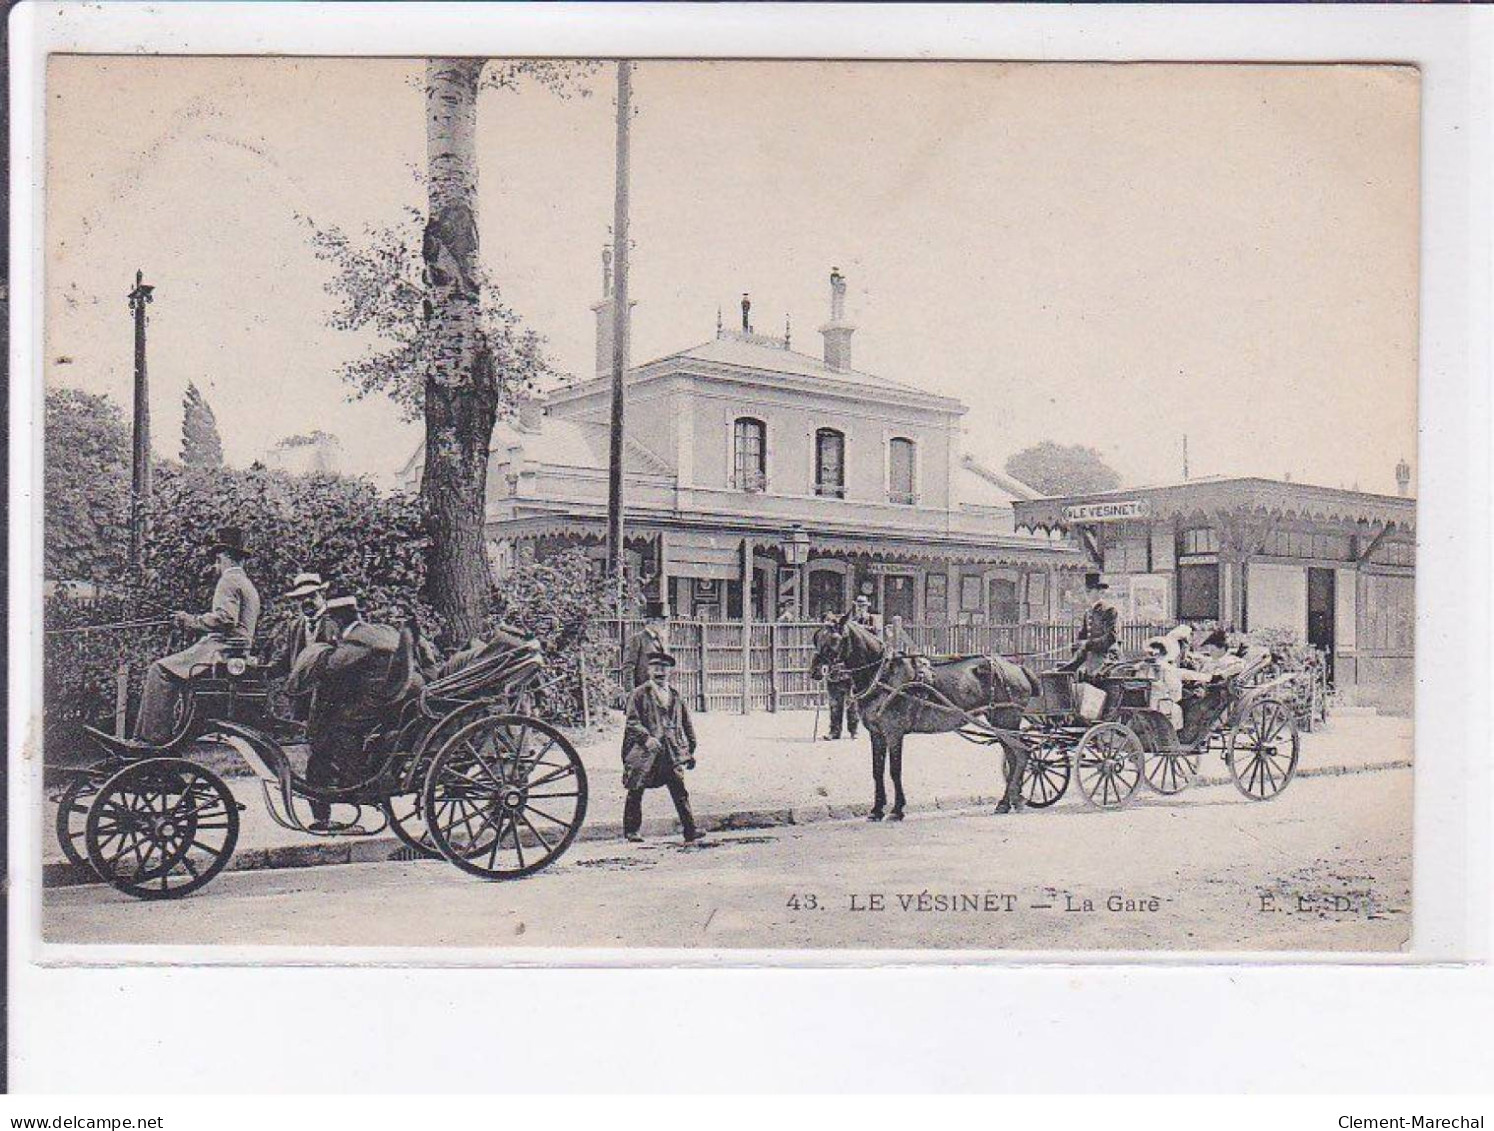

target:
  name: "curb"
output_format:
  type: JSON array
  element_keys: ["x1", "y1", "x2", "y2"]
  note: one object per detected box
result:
[{"x1": 43, "y1": 757, "x2": 1412, "y2": 890}]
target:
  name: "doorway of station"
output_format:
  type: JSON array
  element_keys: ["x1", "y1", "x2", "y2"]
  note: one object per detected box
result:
[
  {"x1": 883, "y1": 574, "x2": 917, "y2": 623},
  {"x1": 1307, "y1": 567, "x2": 1336, "y2": 685}
]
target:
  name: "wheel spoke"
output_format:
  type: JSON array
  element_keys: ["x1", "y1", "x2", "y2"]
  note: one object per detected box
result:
[
  {"x1": 519, "y1": 811, "x2": 555, "y2": 855},
  {"x1": 523, "y1": 804, "x2": 574, "y2": 830},
  {"x1": 526, "y1": 763, "x2": 577, "y2": 791}
]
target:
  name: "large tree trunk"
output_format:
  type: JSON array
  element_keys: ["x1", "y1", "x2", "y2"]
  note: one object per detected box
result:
[{"x1": 421, "y1": 58, "x2": 496, "y2": 644}]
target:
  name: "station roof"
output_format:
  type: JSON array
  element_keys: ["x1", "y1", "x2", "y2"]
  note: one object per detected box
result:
[{"x1": 1012, "y1": 477, "x2": 1416, "y2": 534}]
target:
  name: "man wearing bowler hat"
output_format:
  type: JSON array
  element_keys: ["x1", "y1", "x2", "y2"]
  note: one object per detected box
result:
[
  {"x1": 130, "y1": 525, "x2": 262, "y2": 745},
  {"x1": 621, "y1": 649, "x2": 703, "y2": 844},
  {"x1": 621, "y1": 600, "x2": 670, "y2": 692},
  {"x1": 1060, "y1": 572, "x2": 1120, "y2": 677}
]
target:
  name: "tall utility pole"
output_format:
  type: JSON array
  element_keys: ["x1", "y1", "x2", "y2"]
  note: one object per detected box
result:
[
  {"x1": 605, "y1": 59, "x2": 632, "y2": 605},
  {"x1": 127, "y1": 270, "x2": 154, "y2": 573}
]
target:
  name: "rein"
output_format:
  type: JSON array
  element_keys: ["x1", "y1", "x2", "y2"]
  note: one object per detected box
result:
[{"x1": 45, "y1": 615, "x2": 173, "y2": 637}]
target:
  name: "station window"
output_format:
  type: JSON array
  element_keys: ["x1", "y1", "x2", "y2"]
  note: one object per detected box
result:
[
  {"x1": 733, "y1": 417, "x2": 766, "y2": 491},
  {"x1": 888, "y1": 437, "x2": 917, "y2": 505},
  {"x1": 1178, "y1": 527, "x2": 1219, "y2": 556},
  {"x1": 925, "y1": 573, "x2": 948, "y2": 623},
  {"x1": 960, "y1": 575, "x2": 983, "y2": 612},
  {"x1": 815, "y1": 428, "x2": 846, "y2": 498},
  {"x1": 1372, "y1": 541, "x2": 1415, "y2": 567},
  {"x1": 1104, "y1": 538, "x2": 1149, "y2": 574},
  {"x1": 1177, "y1": 562, "x2": 1220, "y2": 621}
]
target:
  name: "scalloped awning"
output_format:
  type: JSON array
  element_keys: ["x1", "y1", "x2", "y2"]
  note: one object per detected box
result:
[
  {"x1": 1013, "y1": 478, "x2": 1415, "y2": 536},
  {"x1": 488, "y1": 513, "x2": 1082, "y2": 570}
]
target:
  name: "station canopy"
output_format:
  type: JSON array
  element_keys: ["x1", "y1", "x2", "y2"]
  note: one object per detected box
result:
[{"x1": 1012, "y1": 477, "x2": 1416, "y2": 536}]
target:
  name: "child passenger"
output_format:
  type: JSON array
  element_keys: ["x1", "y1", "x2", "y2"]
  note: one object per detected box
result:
[{"x1": 1142, "y1": 636, "x2": 1184, "y2": 731}]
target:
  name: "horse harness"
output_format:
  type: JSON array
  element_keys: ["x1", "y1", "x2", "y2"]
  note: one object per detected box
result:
[{"x1": 843, "y1": 648, "x2": 1029, "y2": 742}]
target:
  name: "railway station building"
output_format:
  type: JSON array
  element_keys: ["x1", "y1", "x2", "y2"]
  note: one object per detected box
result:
[
  {"x1": 1011, "y1": 476, "x2": 1416, "y2": 711},
  {"x1": 402, "y1": 266, "x2": 1087, "y2": 628}
]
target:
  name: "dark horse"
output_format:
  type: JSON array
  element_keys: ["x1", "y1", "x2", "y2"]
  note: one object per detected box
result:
[{"x1": 809, "y1": 616, "x2": 1036, "y2": 820}]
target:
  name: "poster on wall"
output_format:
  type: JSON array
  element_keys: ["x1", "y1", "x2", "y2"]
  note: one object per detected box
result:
[{"x1": 1128, "y1": 574, "x2": 1170, "y2": 623}]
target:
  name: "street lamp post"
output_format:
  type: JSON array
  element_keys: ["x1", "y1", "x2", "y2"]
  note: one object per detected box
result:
[{"x1": 781, "y1": 523, "x2": 811, "y2": 618}]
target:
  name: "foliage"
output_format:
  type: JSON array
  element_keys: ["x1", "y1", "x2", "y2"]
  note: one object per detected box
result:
[
  {"x1": 276, "y1": 429, "x2": 338, "y2": 449},
  {"x1": 1240, "y1": 626, "x2": 1330, "y2": 730},
  {"x1": 44, "y1": 387, "x2": 132, "y2": 583},
  {"x1": 180, "y1": 382, "x2": 225, "y2": 468},
  {"x1": 140, "y1": 463, "x2": 437, "y2": 654},
  {"x1": 43, "y1": 590, "x2": 173, "y2": 766},
  {"x1": 479, "y1": 59, "x2": 602, "y2": 98},
  {"x1": 304, "y1": 210, "x2": 563, "y2": 422},
  {"x1": 44, "y1": 464, "x2": 437, "y2": 764},
  {"x1": 1005, "y1": 441, "x2": 1122, "y2": 497},
  {"x1": 488, "y1": 549, "x2": 618, "y2": 726}
]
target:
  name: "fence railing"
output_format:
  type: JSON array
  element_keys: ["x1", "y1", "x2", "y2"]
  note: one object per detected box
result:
[{"x1": 600, "y1": 619, "x2": 1176, "y2": 714}]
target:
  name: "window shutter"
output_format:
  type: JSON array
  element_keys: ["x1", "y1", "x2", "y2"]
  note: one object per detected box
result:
[
  {"x1": 725, "y1": 418, "x2": 735, "y2": 489},
  {"x1": 764, "y1": 422, "x2": 775, "y2": 490}
]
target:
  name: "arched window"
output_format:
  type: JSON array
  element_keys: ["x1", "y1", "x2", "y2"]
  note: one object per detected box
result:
[
  {"x1": 888, "y1": 437, "x2": 916, "y2": 504},
  {"x1": 815, "y1": 428, "x2": 845, "y2": 498},
  {"x1": 733, "y1": 417, "x2": 767, "y2": 491}
]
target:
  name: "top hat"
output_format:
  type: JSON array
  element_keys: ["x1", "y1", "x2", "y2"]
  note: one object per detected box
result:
[
  {"x1": 284, "y1": 572, "x2": 329, "y2": 599},
  {"x1": 643, "y1": 600, "x2": 669, "y2": 621},
  {"x1": 1083, "y1": 572, "x2": 1109, "y2": 591},
  {"x1": 854, "y1": 594, "x2": 871, "y2": 605},
  {"x1": 210, "y1": 525, "x2": 248, "y2": 558},
  {"x1": 645, "y1": 650, "x2": 678, "y2": 668}
]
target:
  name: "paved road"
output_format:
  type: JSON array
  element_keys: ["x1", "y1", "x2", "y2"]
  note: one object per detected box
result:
[{"x1": 46, "y1": 767, "x2": 1411, "y2": 952}]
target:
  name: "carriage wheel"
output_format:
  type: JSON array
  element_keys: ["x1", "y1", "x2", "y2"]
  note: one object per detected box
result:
[
  {"x1": 1227, "y1": 699, "x2": 1300, "y2": 801},
  {"x1": 1020, "y1": 742, "x2": 1071, "y2": 809},
  {"x1": 84, "y1": 758, "x2": 239, "y2": 900},
  {"x1": 55, "y1": 771, "x2": 107, "y2": 868},
  {"x1": 422, "y1": 714, "x2": 588, "y2": 881},
  {"x1": 382, "y1": 791, "x2": 440, "y2": 859},
  {"x1": 1143, "y1": 751, "x2": 1199, "y2": 796},
  {"x1": 1074, "y1": 723, "x2": 1144, "y2": 810}
]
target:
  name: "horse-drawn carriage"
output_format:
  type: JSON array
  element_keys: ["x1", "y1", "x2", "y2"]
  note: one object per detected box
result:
[
  {"x1": 808, "y1": 615, "x2": 1300, "y2": 818},
  {"x1": 1016, "y1": 658, "x2": 1301, "y2": 810},
  {"x1": 56, "y1": 628, "x2": 588, "y2": 900}
]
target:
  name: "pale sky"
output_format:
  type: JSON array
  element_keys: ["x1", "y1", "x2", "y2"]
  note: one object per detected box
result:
[{"x1": 46, "y1": 57, "x2": 1419, "y2": 494}]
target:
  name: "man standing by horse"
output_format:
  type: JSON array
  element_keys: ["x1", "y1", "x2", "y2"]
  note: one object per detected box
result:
[
  {"x1": 819, "y1": 611, "x2": 860, "y2": 741},
  {"x1": 811, "y1": 614, "x2": 1035, "y2": 821}
]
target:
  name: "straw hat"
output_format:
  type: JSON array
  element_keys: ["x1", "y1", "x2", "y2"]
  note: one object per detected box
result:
[{"x1": 283, "y1": 572, "x2": 329, "y2": 599}]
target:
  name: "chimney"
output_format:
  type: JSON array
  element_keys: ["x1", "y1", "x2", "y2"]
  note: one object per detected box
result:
[
  {"x1": 819, "y1": 267, "x2": 855, "y2": 371},
  {"x1": 591, "y1": 245, "x2": 633, "y2": 377},
  {"x1": 741, "y1": 293, "x2": 752, "y2": 333},
  {"x1": 1395, "y1": 456, "x2": 1411, "y2": 497}
]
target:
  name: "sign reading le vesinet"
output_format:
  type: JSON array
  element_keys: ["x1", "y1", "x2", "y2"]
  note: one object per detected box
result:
[{"x1": 1063, "y1": 500, "x2": 1151, "y2": 523}]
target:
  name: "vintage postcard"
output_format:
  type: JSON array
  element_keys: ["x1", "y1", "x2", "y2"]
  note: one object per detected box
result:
[{"x1": 36, "y1": 56, "x2": 1418, "y2": 953}]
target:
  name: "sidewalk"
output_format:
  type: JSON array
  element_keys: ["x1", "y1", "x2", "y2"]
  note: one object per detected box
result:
[{"x1": 43, "y1": 708, "x2": 1412, "y2": 886}]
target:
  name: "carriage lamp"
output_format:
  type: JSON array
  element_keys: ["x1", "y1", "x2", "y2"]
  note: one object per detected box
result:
[
  {"x1": 782, "y1": 524, "x2": 811, "y2": 567},
  {"x1": 226, "y1": 657, "x2": 247, "y2": 677}
]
